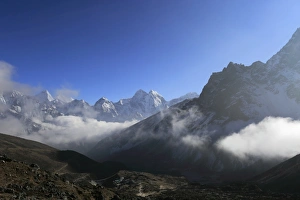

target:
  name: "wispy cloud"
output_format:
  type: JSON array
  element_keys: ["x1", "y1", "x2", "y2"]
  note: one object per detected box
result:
[
  {"x1": 0, "y1": 61, "x2": 33, "y2": 94},
  {"x1": 182, "y1": 134, "x2": 209, "y2": 148}
]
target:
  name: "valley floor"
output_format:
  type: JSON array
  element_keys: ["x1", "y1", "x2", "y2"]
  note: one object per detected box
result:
[{"x1": 1, "y1": 155, "x2": 299, "y2": 200}]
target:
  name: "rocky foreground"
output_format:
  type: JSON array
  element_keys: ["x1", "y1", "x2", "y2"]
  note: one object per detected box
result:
[{"x1": 1, "y1": 155, "x2": 300, "y2": 200}]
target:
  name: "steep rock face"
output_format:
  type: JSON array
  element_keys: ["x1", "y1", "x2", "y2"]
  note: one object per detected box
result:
[
  {"x1": 198, "y1": 28, "x2": 300, "y2": 122},
  {"x1": 89, "y1": 28, "x2": 300, "y2": 181}
]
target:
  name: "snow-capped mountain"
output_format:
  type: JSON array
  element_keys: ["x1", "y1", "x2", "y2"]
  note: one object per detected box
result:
[
  {"x1": 89, "y1": 28, "x2": 300, "y2": 181},
  {"x1": 93, "y1": 90, "x2": 198, "y2": 122},
  {"x1": 0, "y1": 89, "x2": 196, "y2": 124},
  {"x1": 34, "y1": 90, "x2": 54, "y2": 103},
  {"x1": 110, "y1": 89, "x2": 168, "y2": 122},
  {"x1": 0, "y1": 86, "x2": 197, "y2": 154}
]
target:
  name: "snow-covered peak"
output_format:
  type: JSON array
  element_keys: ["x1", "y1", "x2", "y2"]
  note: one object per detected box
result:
[
  {"x1": 149, "y1": 90, "x2": 162, "y2": 97},
  {"x1": 133, "y1": 89, "x2": 148, "y2": 98},
  {"x1": 99, "y1": 97, "x2": 109, "y2": 102},
  {"x1": 267, "y1": 28, "x2": 300, "y2": 68},
  {"x1": 94, "y1": 97, "x2": 114, "y2": 110},
  {"x1": 35, "y1": 90, "x2": 54, "y2": 102}
]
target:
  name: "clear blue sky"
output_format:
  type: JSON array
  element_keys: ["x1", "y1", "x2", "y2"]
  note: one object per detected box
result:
[{"x1": 0, "y1": 0, "x2": 300, "y2": 104}]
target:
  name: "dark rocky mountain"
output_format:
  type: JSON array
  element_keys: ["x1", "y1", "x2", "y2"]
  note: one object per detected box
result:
[{"x1": 89, "y1": 28, "x2": 300, "y2": 182}]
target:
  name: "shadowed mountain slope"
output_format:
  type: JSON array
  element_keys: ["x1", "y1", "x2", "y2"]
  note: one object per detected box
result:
[
  {"x1": 252, "y1": 154, "x2": 300, "y2": 193},
  {"x1": 0, "y1": 133, "x2": 126, "y2": 180}
]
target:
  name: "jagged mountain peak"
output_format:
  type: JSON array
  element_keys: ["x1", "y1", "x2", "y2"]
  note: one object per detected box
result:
[
  {"x1": 94, "y1": 97, "x2": 115, "y2": 112},
  {"x1": 149, "y1": 89, "x2": 159, "y2": 95},
  {"x1": 267, "y1": 28, "x2": 300, "y2": 68},
  {"x1": 35, "y1": 90, "x2": 54, "y2": 102},
  {"x1": 133, "y1": 89, "x2": 148, "y2": 97},
  {"x1": 95, "y1": 97, "x2": 110, "y2": 103},
  {"x1": 149, "y1": 90, "x2": 163, "y2": 98}
]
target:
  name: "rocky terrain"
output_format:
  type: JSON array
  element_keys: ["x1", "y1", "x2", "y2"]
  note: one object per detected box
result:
[{"x1": 1, "y1": 154, "x2": 299, "y2": 200}]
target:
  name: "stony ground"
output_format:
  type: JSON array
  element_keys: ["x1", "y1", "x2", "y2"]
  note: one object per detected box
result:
[
  {"x1": 107, "y1": 171, "x2": 300, "y2": 200},
  {"x1": 1, "y1": 155, "x2": 300, "y2": 200},
  {"x1": 0, "y1": 155, "x2": 116, "y2": 200}
]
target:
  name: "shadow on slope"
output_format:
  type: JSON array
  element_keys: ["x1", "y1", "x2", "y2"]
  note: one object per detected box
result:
[
  {"x1": 0, "y1": 133, "x2": 126, "y2": 180},
  {"x1": 251, "y1": 154, "x2": 300, "y2": 193},
  {"x1": 57, "y1": 150, "x2": 127, "y2": 178}
]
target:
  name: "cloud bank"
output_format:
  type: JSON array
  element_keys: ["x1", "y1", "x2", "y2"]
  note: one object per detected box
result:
[
  {"x1": 217, "y1": 117, "x2": 300, "y2": 160},
  {"x1": 32, "y1": 116, "x2": 137, "y2": 145}
]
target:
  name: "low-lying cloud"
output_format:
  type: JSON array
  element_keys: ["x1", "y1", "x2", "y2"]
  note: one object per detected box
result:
[
  {"x1": 182, "y1": 135, "x2": 209, "y2": 148},
  {"x1": 33, "y1": 116, "x2": 137, "y2": 145},
  {"x1": 217, "y1": 117, "x2": 300, "y2": 160},
  {"x1": 2, "y1": 115, "x2": 137, "y2": 153}
]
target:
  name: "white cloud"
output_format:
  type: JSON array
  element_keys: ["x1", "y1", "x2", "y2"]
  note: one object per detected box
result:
[
  {"x1": 0, "y1": 116, "x2": 25, "y2": 136},
  {"x1": 27, "y1": 116, "x2": 137, "y2": 147},
  {"x1": 217, "y1": 117, "x2": 300, "y2": 160},
  {"x1": 0, "y1": 61, "x2": 33, "y2": 94},
  {"x1": 182, "y1": 135, "x2": 209, "y2": 148}
]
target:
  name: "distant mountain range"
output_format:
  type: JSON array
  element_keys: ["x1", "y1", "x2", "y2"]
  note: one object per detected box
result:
[
  {"x1": 0, "y1": 88, "x2": 197, "y2": 153},
  {"x1": 88, "y1": 28, "x2": 300, "y2": 181},
  {"x1": 0, "y1": 89, "x2": 198, "y2": 124}
]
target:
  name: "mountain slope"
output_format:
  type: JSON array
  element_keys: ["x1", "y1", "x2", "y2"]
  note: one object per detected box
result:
[
  {"x1": 252, "y1": 154, "x2": 300, "y2": 193},
  {"x1": 0, "y1": 133, "x2": 126, "y2": 180},
  {"x1": 89, "y1": 28, "x2": 300, "y2": 181}
]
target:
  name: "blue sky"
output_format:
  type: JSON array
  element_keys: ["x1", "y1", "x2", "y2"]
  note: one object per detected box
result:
[{"x1": 0, "y1": 0, "x2": 300, "y2": 104}]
